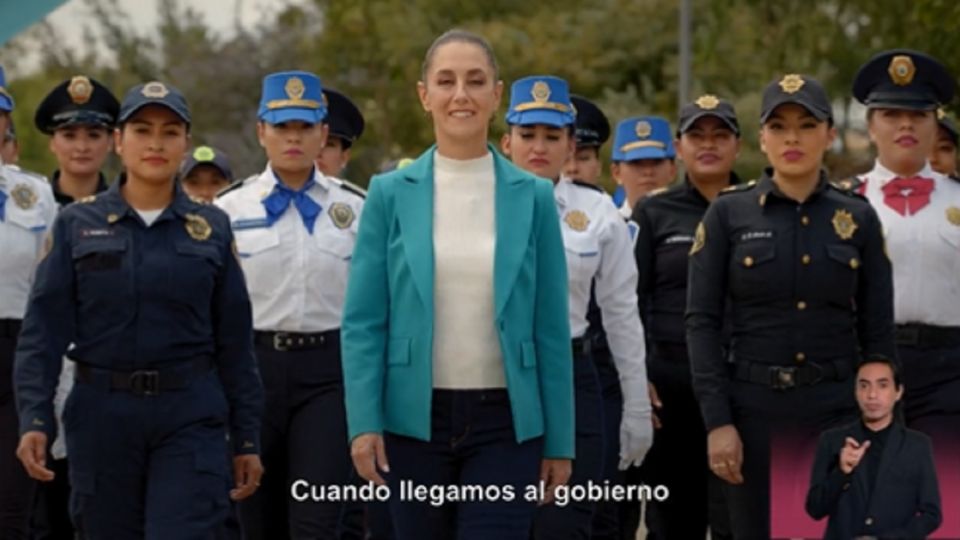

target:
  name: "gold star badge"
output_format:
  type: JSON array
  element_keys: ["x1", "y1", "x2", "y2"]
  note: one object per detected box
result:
[
  {"x1": 832, "y1": 209, "x2": 858, "y2": 240},
  {"x1": 778, "y1": 74, "x2": 805, "y2": 94},
  {"x1": 695, "y1": 94, "x2": 720, "y2": 110},
  {"x1": 185, "y1": 213, "x2": 212, "y2": 241},
  {"x1": 563, "y1": 210, "x2": 590, "y2": 232},
  {"x1": 67, "y1": 75, "x2": 93, "y2": 105},
  {"x1": 635, "y1": 121, "x2": 652, "y2": 139},
  {"x1": 888, "y1": 55, "x2": 916, "y2": 86}
]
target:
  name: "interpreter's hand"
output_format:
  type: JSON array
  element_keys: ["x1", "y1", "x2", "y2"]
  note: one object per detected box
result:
[
  {"x1": 539, "y1": 458, "x2": 571, "y2": 505},
  {"x1": 352, "y1": 433, "x2": 389, "y2": 486},
  {"x1": 17, "y1": 431, "x2": 54, "y2": 482},
  {"x1": 839, "y1": 437, "x2": 871, "y2": 475},
  {"x1": 648, "y1": 381, "x2": 663, "y2": 429},
  {"x1": 619, "y1": 410, "x2": 654, "y2": 470},
  {"x1": 708, "y1": 424, "x2": 744, "y2": 485},
  {"x1": 231, "y1": 454, "x2": 263, "y2": 501}
]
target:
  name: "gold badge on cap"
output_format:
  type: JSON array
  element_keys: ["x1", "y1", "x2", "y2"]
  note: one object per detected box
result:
[
  {"x1": 635, "y1": 120, "x2": 652, "y2": 139},
  {"x1": 888, "y1": 55, "x2": 916, "y2": 86},
  {"x1": 695, "y1": 94, "x2": 720, "y2": 110},
  {"x1": 329, "y1": 202, "x2": 355, "y2": 229},
  {"x1": 531, "y1": 80, "x2": 551, "y2": 103},
  {"x1": 67, "y1": 75, "x2": 93, "y2": 105},
  {"x1": 690, "y1": 222, "x2": 706, "y2": 254},
  {"x1": 946, "y1": 206, "x2": 960, "y2": 226},
  {"x1": 11, "y1": 184, "x2": 37, "y2": 210},
  {"x1": 141, "y1": 81, "x2": 170, "y2": 99},
  {"x1": 778, "y1": 74, "x2": 805, "y2": 94},
  {"x1": 185, "y1": 213, "x2": 212, "y2": 241},
  {"x1": 563, "y1": 210, "x2": 590, "y2": 232},
  {"x1": 285, "y1": 76, "x2": 306, "y2": 100},
  {"x1": 831, "y1": 209, "x2": 858, "y2": 240},
  {"x1": 193, "y1": 146, "x2": 216, "y2": 162}
]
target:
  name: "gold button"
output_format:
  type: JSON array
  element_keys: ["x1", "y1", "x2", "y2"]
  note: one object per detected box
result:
[
  {"x1": 850, "y1": 258, "x2": 860, "y2": 269},
  {"x1": 865, "y1": 517, "x2": 873, "y2": 526},
  {"x1": 796, "y1": 352, "x2": 806, "y2": 363},
  {"x1": 802, "y1": 254, "x2": 811, "y2": 265},
  {"x1": 801, "y1": 215, "x2": 810, "y2": 226},
  {"x1": 797, "y1": 301, "x2": 807, "y2": 310},
  {"x1": 743, "y1": 256, "x2": 754, "y2": 267}
]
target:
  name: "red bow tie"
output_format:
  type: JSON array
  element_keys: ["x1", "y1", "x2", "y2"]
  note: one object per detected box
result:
[{"x1": 881, "y1": 176, "x2": 934, "y2": 216}]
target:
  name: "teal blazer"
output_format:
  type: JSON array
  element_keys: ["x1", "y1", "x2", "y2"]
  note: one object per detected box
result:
[{"x1": 341, "y1": 145, "x2": 574, "y2": 458}]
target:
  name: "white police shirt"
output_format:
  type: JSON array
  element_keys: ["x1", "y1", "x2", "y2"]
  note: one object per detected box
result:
[
  {"x1": 859, "y1": 160, "x2": 960, "y2": 327},
  {"x1": 0, "y1": 164, "x2": 57, "y2": 319},
  {"x1": 555, "y1": 178, "x2": 647, "y2": 381},
  {"x1": 216, "y1": 167, "x2": 364, "y2": 332}
]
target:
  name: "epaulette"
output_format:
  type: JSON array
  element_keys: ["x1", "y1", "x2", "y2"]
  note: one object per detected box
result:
[
  {"x1": 215, "y1": 175, "x2": 256, "y2": 199},
  {"x1": 18, "y1": 169, "x2": 48, "y2": 184},
  {"x1": 831, "y1": 176, "x2": 864, "y2": 193},
  {"x1": 77, "y1": 195, "x2": 97, "y2": 204},
  {"x1": 646, "y1": 186, "x2": 669, "y2": 197},
  {"x1": 571, "y1": 179, "x2": 604, "y2": 193},
  {"x1": 338, "y1": 178, "x2": 367, "y2": 199},
  {"x1": 719, "y1": 179, "x2": 757, "y2": 196}
]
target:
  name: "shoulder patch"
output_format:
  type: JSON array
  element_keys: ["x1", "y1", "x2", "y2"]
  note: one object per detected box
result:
[
  {"x1": 339, "y1": 179, "x2": 367, "y2": 199},
  {"x1": 215, "y1": 175, "x2": 256, "y2": 199},
  {"x1": 646, "y1": 186, "x2": 669, "y2": 197},
  {"x1": 830, "y1": 176, "x2": 865, "y2": 193},
  {"x1": 571, "y1": 179, "x2": 603, "y2": 193},
  {"x1": 719, "y1": 179, "x2": 757, "y2": 196},
  {"x1": 77, "y1": 195, "x2": 97, "y2": 204},
  {"x1": 828, "y1": 181, "x2": 868, "y2": 202}
]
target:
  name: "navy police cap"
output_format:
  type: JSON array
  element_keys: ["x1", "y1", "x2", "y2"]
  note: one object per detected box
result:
[
  {"x1": 322, "y1": 89, "x2": 364, "y2": 148},
  {"x1": 570, "y1": 95, "x2": 610, "y2": 148},
  {"x1": 853, "y1": 49, "x2": 955, "y2": 111},
  {"x1": 677, "y1": 94, "x2": 740, "y2": 136},
  {"x1": 760, "y1": 74, "x2": 832, "y2": 123},
  {"x1": 118, "y1": 81, "x2": 190, "y2": 125},
  {"x1": 34, "y1": 75, "x2": 120, "y2": 134}
]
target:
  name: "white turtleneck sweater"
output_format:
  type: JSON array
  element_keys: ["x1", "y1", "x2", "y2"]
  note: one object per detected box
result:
[{"x1": 431, "y1": 151, "x2": 506, "y2": 389}]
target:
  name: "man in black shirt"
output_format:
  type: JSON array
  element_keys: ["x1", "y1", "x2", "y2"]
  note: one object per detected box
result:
[{"x1": 806, "y1": 358, "x2": 941, "y2": 539}]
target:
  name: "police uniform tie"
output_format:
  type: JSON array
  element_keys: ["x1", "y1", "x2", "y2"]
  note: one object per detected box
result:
[
  {"x1": 262, "y1": 178, "x2": 321, "y2": 234},
  {"x1": 882, "y1": 176, "x2": 934, "y2": 216},
  {"x1": 0, "y1": 189, "x2": 6, "y2": 221}
]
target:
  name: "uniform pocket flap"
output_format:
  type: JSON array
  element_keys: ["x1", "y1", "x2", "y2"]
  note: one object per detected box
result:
[
  {"x1": 234, "y1": 227, "x2": 280, "y2": 257},
  {"x1": 825, "y1": 243, "x2": 860, "y2": 268},
  {"x1": 734, "y1": 241, "x2": 776, "y2": 267}
]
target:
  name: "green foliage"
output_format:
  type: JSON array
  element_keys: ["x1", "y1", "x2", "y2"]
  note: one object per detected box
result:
[{"x1": 1, "y1": 0, "x2": 957, "y2": 186}]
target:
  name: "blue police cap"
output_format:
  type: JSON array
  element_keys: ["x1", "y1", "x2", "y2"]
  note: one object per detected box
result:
[
  {"x1": 34, "y1": 75, "x2": 120, "y2": 134},
  {"x1": 0, "y1": 65, "x2": 14, "y2": 112},
  {"x1": 611, "y1": 116, "x2": 675, "y2": 162},
  {"x1": 181, "y1": 145, "x2": 234, "y2": 182},
  {"x1": 853, "y1": 49, "x2": 955, "y2": 111},
  {"x1": 505, "y1": 75, "x2": 575, "y2": 128},
  {"x1": 117, "y1": 81, "x2": 190, "y2": 125},
  {"x1": 570, "y1": 95, "x2": 610, "y2": 148},
  {"x1": 322, "y1": 88, "x2": 364, "y2": 148},
  {"x1": 760, "y1": 74, "x2": 832, "y2": 124},
  {"x1": 258, "y1": 71, "x2": 327, "y2": 125}
]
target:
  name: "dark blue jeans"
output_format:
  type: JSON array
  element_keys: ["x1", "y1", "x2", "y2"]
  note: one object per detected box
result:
[{"x1": 384, "y1": 389, "x2": 543, "y2": 540}]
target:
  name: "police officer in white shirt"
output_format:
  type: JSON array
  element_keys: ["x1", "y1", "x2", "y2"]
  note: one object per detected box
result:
[
  {"x1": 500, "y1": 75, "x2": 653, "y2": 539},
  {"x1": 216, "y1": 71, "x2": 364, "y2": 540},
  {"x1": 0, "y1": 64, "x2": 57, "y2": 539},
  {"x1": 848, "y1": 49, "x2": 960, "y2": 467}
]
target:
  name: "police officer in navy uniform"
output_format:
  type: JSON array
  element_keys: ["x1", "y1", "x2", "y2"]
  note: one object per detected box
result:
[
  {"x1": 631, "y1": 95, "x2": 741, "y2": 540},
  {"x1": 216, "y1": 71, "x2": 365, "y2": 539},
  {"x1": 500, "y1": 75, "x2": 653, "y2": 540},
  {"x1": 34, "y1": 75, "x2": 119, "y2": 207},
  {"x1": 315, "y1": 88, "x2": 365, "y2": 179},
  {"x1": 0, "y1": 64, "x2": 58, "y2": 540},
  {"x1": 686, "y1": 74, "x2": 896, "y2": 539},
  {"x1": 14, "y1": 81, "x2": 264, "y2": 539},
  {"x1": 28, "y1": 74, "x2": 120, "y2": 540},
  {"x1": 180, "y1": 145, "x2": 234, "y2": 202},
  {"x1": 849, "y1": 51, "x2": 960, "y2": 530},
  {"x1": 564, "y1": 95, "x2": 610, "y2": 186}
]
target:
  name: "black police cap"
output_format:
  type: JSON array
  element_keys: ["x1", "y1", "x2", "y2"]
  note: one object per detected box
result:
[
  {"x1": 760, "y1": 74, "x2": 832, "y2": 123},
  {"x1": 322, "y1": 89, "x2": 364, "y2": 149},
  {"x1": 34, "y1": 75, "x2": 119, "y2": 135},
  {"x1": 852, "y1": 49, "x2": 955, "y2": 111},
  {"x1": 677, "y1": 94, "x2": 740, "y2": 136},
  {"x1": 118, "y1": 81, "x2": 190, "y2": 125},
  {"x1": 939, "y1": 108, "x2": 958, "y2": 146},
  {"x1": 570, "y1": 95, "x2": 610, "y2": 148}
]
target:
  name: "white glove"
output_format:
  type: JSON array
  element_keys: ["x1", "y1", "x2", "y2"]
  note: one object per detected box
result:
[{"x1": 618, "y1": 377, "x2": 654, "y2": 470}]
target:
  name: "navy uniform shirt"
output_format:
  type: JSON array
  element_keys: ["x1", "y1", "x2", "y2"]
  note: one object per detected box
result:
[
  {"x1": 14, "y1": 178, "x2": 263, "y2": 454},
  {"x1": 51, "y1": 170, "x2": 109, "y2": 207},
  {"x1": 632, "y1": 174, "x2": 737, "y2": 347},
  {"x1": 686, "y1": 169, "x2": 896, "y2": 430}
]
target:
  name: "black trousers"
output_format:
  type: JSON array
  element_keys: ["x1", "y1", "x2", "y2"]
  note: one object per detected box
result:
[
  {"x1": 29, "y1": 456, "x2": 72, "y2": 540},
  {"x1": 240, "y1": 335, "x2": 354, "y2": 540},
  {"x1": 1, "y1": 321, "x2": 36, "y2": 540}
]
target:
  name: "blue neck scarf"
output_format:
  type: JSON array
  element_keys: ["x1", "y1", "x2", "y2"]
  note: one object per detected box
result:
[
  {"x1": 0, "y1": 189, "x2": 7, "y2": 222},
  {"x1": 262, "y1": 169, "x2": 321, "y2": 234}
]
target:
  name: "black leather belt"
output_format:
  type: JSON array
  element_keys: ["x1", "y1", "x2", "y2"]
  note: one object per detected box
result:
[
  {"x1": 734, "y1": 359, "x2": 850, "y2": 391},
  {"x1": 896, "y1": 324, "x2": 960, "y2": 348},
  {"x1": 0, "y1": 319, "x2": 22, "y2": 338},
  {"x1": 255, "y1": 329, "x2": 339, "y2": 352},
  {"x1": 75, "y1": 356, "x2": 213, "y2": 396}
]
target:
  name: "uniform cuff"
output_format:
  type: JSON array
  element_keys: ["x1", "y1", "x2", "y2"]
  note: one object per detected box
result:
[
  {"x1": 701, "y1": 400, "x2": 733, "y2": 432},
  {"x1": 232, "y1": 431, "x2": 260, "y2": 455},
  {"x1": 19, "y1": 412, "x2": 56, "y2": 440}
]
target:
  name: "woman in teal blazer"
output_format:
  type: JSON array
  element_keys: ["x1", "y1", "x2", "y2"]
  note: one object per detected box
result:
[{"x1": 341, "y1": 29, "x2": 574, "y2": 539}]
